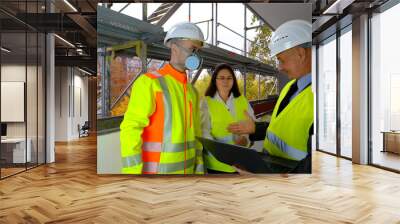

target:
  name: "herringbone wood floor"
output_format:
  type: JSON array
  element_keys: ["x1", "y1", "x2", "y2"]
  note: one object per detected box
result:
[{"x1": 1, "y1": 135, "x2": 400, "y2": 224}]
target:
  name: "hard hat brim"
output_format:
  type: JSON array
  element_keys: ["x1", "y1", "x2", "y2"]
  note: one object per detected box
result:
[{"x1": 164, "y1": 38, "x2": 209, "y2": 48}]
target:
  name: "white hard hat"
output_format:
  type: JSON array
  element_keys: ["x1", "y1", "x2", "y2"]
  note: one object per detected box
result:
[
  {"x1": 269, "y1": 20, "x2": 312, "y2": 57},
  {"x1": 164, "y1": 22, "x2": 206, "y2": 47}
]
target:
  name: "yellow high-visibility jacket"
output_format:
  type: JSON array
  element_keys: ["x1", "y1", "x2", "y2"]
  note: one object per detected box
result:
[
  {"x1": 202, "y1": 94, "x2": 250, "y2": 172},
  {"x1": 120, "y1": 64, "x2": 204, "y2": 174},
  {"x1": 264, "y1": 79, "x2": 313, "y2": 161}
]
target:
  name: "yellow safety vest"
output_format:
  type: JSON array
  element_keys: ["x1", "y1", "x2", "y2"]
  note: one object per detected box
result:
[
  {"x1": 204, "y1": 95, "x2": 250, "y2": 172},
  {"x1": 120, "y1": 64, "x2": 204, "y2": 174},
  {"x1": 263, "y1": 79, "x2": 313, "y2": 161}
]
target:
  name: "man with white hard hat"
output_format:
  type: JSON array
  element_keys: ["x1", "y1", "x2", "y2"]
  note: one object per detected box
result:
[
  {"x1": 228, "y1": 20, "x2": 313, "y2": 173},
  {"x1": 120, "y1": 22, "x2": 206, "y2": 174}
]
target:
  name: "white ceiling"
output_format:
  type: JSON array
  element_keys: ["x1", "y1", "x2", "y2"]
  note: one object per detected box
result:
[{"x1": 247, "y1": 3, "x2": 312, "y2": 30}]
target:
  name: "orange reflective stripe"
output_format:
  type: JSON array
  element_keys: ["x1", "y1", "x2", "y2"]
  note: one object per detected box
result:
[
  {"x1": 139, "y1": 68, "x2": 194, "y2": 174},
  {"x1": 142, "y1": 89, "x2": 164, "y2": 165},
  {"x1": 142, "y1": 151, "x2": 161, "y2": 163},
  {"x1": 142, "y1": 92, "x2": 164, "y2": 143}
]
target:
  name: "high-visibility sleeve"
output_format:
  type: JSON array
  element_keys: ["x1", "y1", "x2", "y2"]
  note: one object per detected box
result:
[{"x1": 120, "y1": 75, "x2": 156, "y2": 174}]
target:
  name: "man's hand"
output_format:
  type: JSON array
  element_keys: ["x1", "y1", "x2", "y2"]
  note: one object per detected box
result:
[{"x1": 227, "y1": 111, "x2": 255, "y2": 134}]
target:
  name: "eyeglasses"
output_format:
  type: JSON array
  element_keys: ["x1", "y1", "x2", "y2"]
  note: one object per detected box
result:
[{"x1": 216, "y1": 77, "x2": 233, "y2": 81}]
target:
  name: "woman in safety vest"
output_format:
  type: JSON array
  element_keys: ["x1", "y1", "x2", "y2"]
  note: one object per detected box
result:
[{"x1": 200, "y1": 63, "x2": 255, "y2": 174}]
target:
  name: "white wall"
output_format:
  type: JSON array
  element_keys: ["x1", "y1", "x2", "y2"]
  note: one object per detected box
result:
[
  {"x1": 1, "y1": 63, "x2": 46, "y2": 164},
  {"x1": 55, "y1": 67, "x2": 69, "y2": 141},
  {"x1": 55, "y1": 67, "x2": 89, "y2": 141},
  {"x1": 1, "y1": 65, "x2": 26, "y2": 140},
  {"x1": 1, "y1": 65, "x2": 39, "y2": 137},
  {"x1": 72, "y1": 72, "x2": 89, "y2": 138},
  {"x1": 1, "y1": 64, "x2": 26, "y2": 81}
]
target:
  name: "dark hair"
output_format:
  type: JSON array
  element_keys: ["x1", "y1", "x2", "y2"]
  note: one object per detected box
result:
[{"x1": 205, "y1": 63, "x2": 241, "y2": 98}]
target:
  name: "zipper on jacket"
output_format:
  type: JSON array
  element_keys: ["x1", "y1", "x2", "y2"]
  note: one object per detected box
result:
[{"x1": 183, "y1": 83, "x2": 187, "y2": 174}]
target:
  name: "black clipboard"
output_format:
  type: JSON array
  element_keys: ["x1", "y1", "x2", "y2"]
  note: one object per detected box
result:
[{"x1": 197, "y1": 137, "x2": 299, "y2": 173}]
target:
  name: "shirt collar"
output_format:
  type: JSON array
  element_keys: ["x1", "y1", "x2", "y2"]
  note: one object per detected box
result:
[
  {"x1": 159, "y1": 63, "x2": 187, "y2": 84},
  {"x1": 214, "y1": 92, "x2": 234, "y2": 104},
  {"x1": 296, "y1": 73, "x2": 312, "y2": 91}
]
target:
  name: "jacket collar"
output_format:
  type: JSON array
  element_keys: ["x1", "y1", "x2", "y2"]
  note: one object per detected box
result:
[{"x1": 159, "y1": 63, "x2": 187, "y2": 84}]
